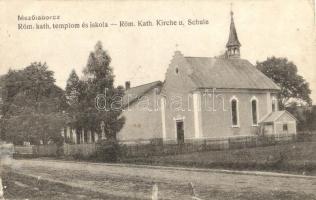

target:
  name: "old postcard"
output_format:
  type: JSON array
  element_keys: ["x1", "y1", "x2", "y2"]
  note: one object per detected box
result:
[{"x1": 0, "y1": 0, "x2": 316, "y2": 199}]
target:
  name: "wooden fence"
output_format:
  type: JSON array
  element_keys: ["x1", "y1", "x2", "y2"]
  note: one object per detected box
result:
[
  {"x1": 14, "y1": 144, "x2": 58, "y2": 157},
  {"x1": 122, "y1": 134, "x2": 296, "y2": 157},
  {"x1": 36, "y1": 144, "x2": 58, "y2": 156},
  {"x1": 14, "y1": 145, "x2": 34, "y2": 155},
  {"x1": 63, "y1": 143, "x2": 96, "y2": 157},
  {"x1": 13, "y1": 134, "x2": 297, "y2": 158}
]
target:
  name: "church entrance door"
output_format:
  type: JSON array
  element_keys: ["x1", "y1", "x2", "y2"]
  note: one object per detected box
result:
[{"x1": 176, "y1": 120, "x2": 184, "y2": 144}]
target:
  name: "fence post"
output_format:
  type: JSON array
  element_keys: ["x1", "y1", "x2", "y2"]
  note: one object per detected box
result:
[
  {"x1": 151, "y1": 183, "x2": 158, "y2": 200},
  {"x1": 0, "y1": 177, "x2": 3, "y2": 200},
  {"x1": 64, "y1": 144, "x2": 68, "y2": 156}
]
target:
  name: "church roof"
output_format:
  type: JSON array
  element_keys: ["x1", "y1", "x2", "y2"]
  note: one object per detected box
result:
[
  {"x1": 226, "y1": 11, "x2": 241, "y2": 48},
  {"x1": 184, "y1": 57, "x2": 280, "y2": 90},
  {"x1": 122, "y1": 81, "x2": 162, "y2": 107}
]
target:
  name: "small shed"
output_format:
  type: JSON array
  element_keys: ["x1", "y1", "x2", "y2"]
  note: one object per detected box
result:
[{"x1": 259, "y1": 111, "x2": 297, "y2": 135}]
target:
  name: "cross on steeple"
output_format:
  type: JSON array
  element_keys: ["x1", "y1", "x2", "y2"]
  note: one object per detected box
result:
[
  {"x1": 226, "y1": 4, "x2": 241, "y2": 59},
  {"x1": 175, "y1": 43, "x2": 179, "y2": 50}
]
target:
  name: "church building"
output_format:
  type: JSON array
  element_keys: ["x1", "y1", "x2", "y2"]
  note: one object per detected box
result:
[{"x1": 117, "y1": 10, "x2": 297, "y2": 144}]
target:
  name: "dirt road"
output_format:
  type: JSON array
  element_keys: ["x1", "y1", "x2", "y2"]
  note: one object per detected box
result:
[{"x1": 3, "y1": 159, "x2": 316, "y2": 199}]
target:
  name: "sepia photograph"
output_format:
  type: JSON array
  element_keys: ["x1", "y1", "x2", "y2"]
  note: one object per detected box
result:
[{"x1": 0, "y1": 0, "x2": 316, "y2": 199}]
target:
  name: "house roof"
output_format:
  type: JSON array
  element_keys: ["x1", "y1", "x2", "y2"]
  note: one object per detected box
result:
[
  {"x1": 184, "y1": 57, "x2": 280, "y2": 90},
  {"x1": 259, "y1": 111, "x2": 297, "y2": 123},
  {"x1": 122, "y1": 81, "x2": 162, "y2": 107}
]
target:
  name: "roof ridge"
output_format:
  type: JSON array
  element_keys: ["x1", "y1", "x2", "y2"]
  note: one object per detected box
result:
[
  {"x1": 127, "y1": 80, "x2": 161, "y2": 90},
  {"x1": 184, "y1": 56, "x2": 248, "y2": 61},
  {"x1": 184, "y1": 56, "x2": 214, "y2": 58}
]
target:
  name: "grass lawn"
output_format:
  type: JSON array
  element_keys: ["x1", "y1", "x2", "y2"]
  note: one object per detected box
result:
[{"x1": 122, "y1": 142, "x2": 316, "y2": 175}]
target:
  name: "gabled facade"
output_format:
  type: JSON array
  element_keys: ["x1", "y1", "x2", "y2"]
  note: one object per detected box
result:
[{"x1": 259, "y1": 111, "x2": 297, "y2": 135}]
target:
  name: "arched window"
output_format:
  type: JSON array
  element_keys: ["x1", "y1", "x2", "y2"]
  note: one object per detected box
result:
[
  {"x1": 272, "y1": 97, "x2": 277, "y2": 112},
  {"x1": 230, "y1": 97, "x2": 239, "y2": 127},
  {"x1": 251, "y1": 99, "x2": 258, "y2": 125}
]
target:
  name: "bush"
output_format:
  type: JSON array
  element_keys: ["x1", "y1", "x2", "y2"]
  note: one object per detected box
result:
[
  {"x1": 95, "y1": 139, "x2": 121, "y2": 162},
  {"x1": 71, "y1": 148, "x2": 84, "y2": 160},
  {"x1": 296, "y1": 132, "x2": 314, "y2": 142}
]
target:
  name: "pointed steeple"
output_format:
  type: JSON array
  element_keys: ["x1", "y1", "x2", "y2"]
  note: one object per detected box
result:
[{"x1": 226, "y1": 9, "x2": 241, "y2": 58}]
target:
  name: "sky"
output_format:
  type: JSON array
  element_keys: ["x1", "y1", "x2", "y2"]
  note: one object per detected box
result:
[{"x1": 0, "y1": 0, "x2": 315, "y2": 102}]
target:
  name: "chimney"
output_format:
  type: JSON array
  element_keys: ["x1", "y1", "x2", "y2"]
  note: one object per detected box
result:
[{"x1": 125, "y1": 81, "x2": 131, "y2": 90}]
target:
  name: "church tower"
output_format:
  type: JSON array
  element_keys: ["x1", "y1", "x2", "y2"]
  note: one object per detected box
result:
[{"x1": 226, "y1": 10, "x2": 241, "y2": 59}]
